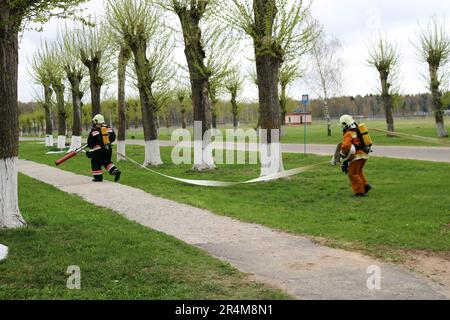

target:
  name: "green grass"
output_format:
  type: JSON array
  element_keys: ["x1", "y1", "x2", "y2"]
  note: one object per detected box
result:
[
  {"x1": 0, "y1": 174, "x2": 290, "y2": 299},
  {"x1": 26, "y1": 118, "x2": 450, "y2": 147},
  {"x1": 19, "y1": 142, "x2": 450, "y2": 260},
  {"x1": 125, "y1": 118, "x2": 450, "y2": 147}
]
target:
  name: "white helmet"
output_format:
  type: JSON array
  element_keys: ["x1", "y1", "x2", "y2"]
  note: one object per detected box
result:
[
  {"x1": 92, "y1": 114, "x2": 106, "y2": 125},
  {"x1": 339, "y1": 115, "x2": 355, "y2": 129}
]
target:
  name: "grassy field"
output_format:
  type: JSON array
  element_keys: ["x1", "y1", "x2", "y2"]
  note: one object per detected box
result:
[
  {"x1": 0, "y1": 174, "x2": 289, "y2": 299},
  {"x1": 124, "y1": 118, "x2": 450, "y2": 147},
  {"x1": 24, "y1": 117, "x2": 450, "y2": 147},
  {"x1": 18, "y1": 142, "x2": 450, "y2": 261}
]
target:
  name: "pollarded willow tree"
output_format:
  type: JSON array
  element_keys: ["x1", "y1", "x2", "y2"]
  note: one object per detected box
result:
[
  {"x1": 45, "y1": 42, "x2": 69, "y2": 149},
  {"x1": 205, "y1": 27, "x2": 236, "y2": 129},
  {"x1": 30, "y1": 44, "x2": 54, "y2": 147},
  {"x1": 176, "y1": 85, "x2": 190, "y2": 129},
  {"x1": 56, "y1": 28, "x2": 86, "y2": 150},
  {"x1": 367, "y1": 37, "x2": 400, "y2": 133},
  {"x1": 220, "y1": 0, "x2": 317, "y2": 176},
  {"x1": 105, "y1": 9, "x2": 132, "y2": 161},
  {"x1": 305, "y1": 30, "x2": 343, "y2": 137},
  {"x1": 225, "y1": 67, "x2": 244, "y2": 131},
  {"x1": 0, "y1": 0, "x2": 87, "y2": 229},
  {"x1": 75, "y1": 23, "x2": 112, "y2": 117},
  {"x1": 156, "y1": 0, "x2": 218, "y2": 170},
  {"x1": 416, "y1": 16, "x2": 450, "y2": 138},
  {"x1": 106, "y1": 0, "x2": 174, "y2": 166}
]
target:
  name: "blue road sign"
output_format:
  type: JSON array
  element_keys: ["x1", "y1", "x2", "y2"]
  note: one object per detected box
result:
[{"x1": 301, "y1": 94, "x2": 309, "y2": 106}]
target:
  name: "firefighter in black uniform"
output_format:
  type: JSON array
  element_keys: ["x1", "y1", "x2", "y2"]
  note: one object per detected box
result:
[{"x1": 87, "y1": 114, "x2": 121, "y2": 182}]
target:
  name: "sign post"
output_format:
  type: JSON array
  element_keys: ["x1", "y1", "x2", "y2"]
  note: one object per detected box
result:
[{"x1": 301, "y1": 94, "x2": 309, "y2": 156}]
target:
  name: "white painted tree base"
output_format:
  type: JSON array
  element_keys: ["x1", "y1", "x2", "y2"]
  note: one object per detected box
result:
[
  {"x1": 192, "y1": 136, "x2": 216, "y2": 171},
  {"x1": 0, "y1": 157, "x2": 25, "y2": 229},
  {"x1": 45, "y1": 135, "x2": 54, "y2": 147},
  {"x1": 260, "y1": 142, "x2": 285, "y2": 177},
  {"x1": 143, "y1": 140, "x2": 163, "y2": 166},
  {"x1": 57, "y1": 136, "x2": 66, "y2": 149},
  {"x1": 436, "y1": 122, "x2": 449, "y2": 138},
  {"x1": 117, "y1": 140, "x2": 126, "y2": 162},
  {"x1": 69, "y1": 136, "x2": 82, "y2": 151},
  {"x1": 0, "y1": 244, "x2": 8, "y2": 261}
]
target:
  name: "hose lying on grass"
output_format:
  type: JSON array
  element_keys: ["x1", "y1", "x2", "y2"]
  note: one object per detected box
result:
[
  {"x1": 118, "y1": 152, "x2": 329, "y2": 187},
  {"x1": 371, "y1": 128, "x2": 450, "y2": 146}
]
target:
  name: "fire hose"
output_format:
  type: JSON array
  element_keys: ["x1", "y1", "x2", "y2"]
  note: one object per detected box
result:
[{"x1": 117, "y1": 152, "x2": 329, "y2": 187}]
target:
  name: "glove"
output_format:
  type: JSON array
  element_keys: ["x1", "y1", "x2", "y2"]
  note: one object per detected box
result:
[
  {"x1": 86, "y1": 151, "x2": 93, "y2": 159},
  {"x1": 341, "y1": 161, "x2": 349, "y2": 174}
]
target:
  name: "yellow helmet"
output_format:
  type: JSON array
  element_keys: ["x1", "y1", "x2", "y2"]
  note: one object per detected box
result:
[
  {"x1": 92, "y1": 114, "x2": 105, "y2": 125},
  {"x1": 339, "y1": 115, "x2": 355, "y2": 129}
]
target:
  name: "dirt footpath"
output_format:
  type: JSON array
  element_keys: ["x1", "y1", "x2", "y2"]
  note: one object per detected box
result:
[{"x1": 18, "y1": 160, "x2": 449, "y2": 300}]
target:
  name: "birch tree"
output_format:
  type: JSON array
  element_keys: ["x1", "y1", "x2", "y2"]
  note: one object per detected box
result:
[
  {"x1": 367, "y1": 37, "x2": 400, "y2": 133},
  {"x1": 0, "y1": 0, "x2": 87, "y2": 229},
  {"x1": 416, "y1": 16, "x2": 450, "y2": 138},
  {"x1": 220, "y1": 0, "x2": 317, "y2": 176},
  {"x1": 305, "y1": 31, "x2": 343, "y2": 136},
  {"x1": 279, "y1": 62, "x2": 302, "y2": 134}
]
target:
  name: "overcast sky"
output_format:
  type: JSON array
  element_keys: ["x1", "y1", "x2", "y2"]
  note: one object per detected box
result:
[{"x1": 18, "y1": 0, "x2": 450, "y2": 103}]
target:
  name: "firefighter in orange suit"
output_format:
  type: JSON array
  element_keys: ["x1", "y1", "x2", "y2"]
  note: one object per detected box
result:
[{"x1": 339, "y1": 115, "x2": 372, "y2": 197}]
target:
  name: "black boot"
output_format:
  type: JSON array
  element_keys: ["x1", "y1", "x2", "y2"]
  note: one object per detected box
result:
[
  {"x1": 365, "y1": 184, "x2": 373, "y2": 194},
  {"x1": 114, "y1": 169, "x2": 121, "y2": 182}
]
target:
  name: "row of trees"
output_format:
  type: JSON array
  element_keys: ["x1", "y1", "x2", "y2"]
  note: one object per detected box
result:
[
  {"x1": 28, "y1": 0, "x2": 318, "y2": 171},
  {"x1": 1, "y1": 0, "x2": 318, "y2": 228},
  {"x1": 367, "y1": 16, "x2": 450, "y2": 137},
  {"x1": 18, "y1": 91, "x2": 450, "y2": 136}
]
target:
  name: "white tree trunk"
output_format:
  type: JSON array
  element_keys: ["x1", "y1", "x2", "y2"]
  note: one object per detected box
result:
[
  {"x1": 259, "y1": 142, "x2": 284, "y2": 176},
  {"x1": 45, "y1": 135, "x2": 54, "y2": 147},
  {"x1": 117, "y1": 140, "x2": 126, "y2": 162},
  {"x1": 192, "y1": 124, "x2": 216, "y2": 171},
  {"x1": 69, "y1": 136, "x2": 82, "y2": 151},
  {"x1": 436, "y1": 122, "x2": 448, "y2": 138},
  {"x1": 57, "y1": 135, "x2": 66, "y2": 149},
  {"x1": 0, "y1": 158, "x2": 25, "y2": 229},
  {"x1": 0, "y1": 244, "x2": 8, "y2": 261},
  {"x1": 143, "y1": 140, "x2": 163, "y2": 166}
]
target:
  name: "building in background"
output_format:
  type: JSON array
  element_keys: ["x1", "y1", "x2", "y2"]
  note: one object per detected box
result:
[{"x1": 286, "y1": 110, "x2": 313, "y2": 125}]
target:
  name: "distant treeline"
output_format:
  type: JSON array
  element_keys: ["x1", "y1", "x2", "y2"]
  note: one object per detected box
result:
[{"x1": 18, "y1": 92, "x2": 450, "y2": 135}]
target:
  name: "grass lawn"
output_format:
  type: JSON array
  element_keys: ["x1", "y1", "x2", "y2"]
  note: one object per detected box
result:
[
  {"x1": 122, "y1": 118, "x2": 450, "y2": 147},
  {"x1": 19, "y1": 142, "x2": 450, "y2": 261},
  {"x1": 26, "y1": 118, "x2": 450, "y2": 147},
  {"x1": 0, "y1": 174, "x2": 289, "y2": 299}
]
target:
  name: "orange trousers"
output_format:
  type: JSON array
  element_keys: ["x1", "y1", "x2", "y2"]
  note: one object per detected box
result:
[{"x1": 348, "y1": 159, "x2": 368, "y2": 195}]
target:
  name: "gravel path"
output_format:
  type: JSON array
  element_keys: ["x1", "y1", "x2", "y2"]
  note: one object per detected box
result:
[{"x1": 18, "y1": 160, "x2": 449, "y2": 300}]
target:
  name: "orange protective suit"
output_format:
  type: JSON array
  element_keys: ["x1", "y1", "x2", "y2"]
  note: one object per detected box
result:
[{"x1": 341, "y1": 129, "x2": 370, "y2": 195}]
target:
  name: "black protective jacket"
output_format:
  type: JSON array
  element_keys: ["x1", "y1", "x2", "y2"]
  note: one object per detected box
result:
[{"x1": 87, "y1": 125, "x2": 116, "y2": 150}]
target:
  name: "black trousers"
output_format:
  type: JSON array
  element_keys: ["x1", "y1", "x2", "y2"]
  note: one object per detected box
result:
[{"x1": 91, "y1": 148, "x2": 117, "y2": 181}]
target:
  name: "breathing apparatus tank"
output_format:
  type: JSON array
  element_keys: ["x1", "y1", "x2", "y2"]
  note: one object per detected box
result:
[
  {"x1": 357, "y1": 123, "x2": 373, "y2": 148},
  {"x1": 101, "y1": 126, "x2": 110, "y2": 146}
]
